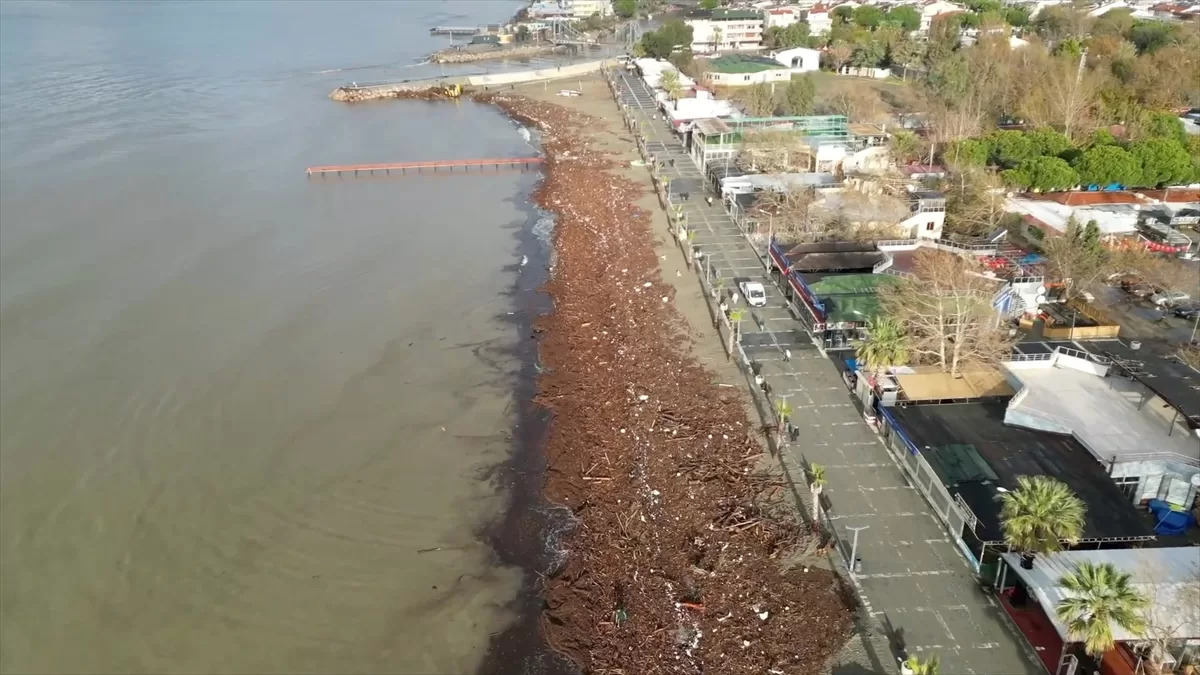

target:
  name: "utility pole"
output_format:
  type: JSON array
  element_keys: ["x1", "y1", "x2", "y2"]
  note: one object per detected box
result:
[{"x1": 847, "y1": 524, "x2": 869, "y2": 575}]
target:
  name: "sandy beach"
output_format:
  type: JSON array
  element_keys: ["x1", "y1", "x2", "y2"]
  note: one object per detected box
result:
[{"x1": 473, "y1": 74, "x2": 855, "y2": 674}]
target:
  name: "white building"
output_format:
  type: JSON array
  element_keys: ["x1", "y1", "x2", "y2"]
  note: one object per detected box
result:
[
  {"x1": 773, "y1": 47, "x2": 821, "y2": 71},
  {"x1": 1004, "y1": 197, "x2": 1141, "y2": 238},
  {"x1": 633, "y1": 58, "x2": 694, "y2": 90},
  {"x1": 1002, "y1": 343, "x2": 1200, "y2": 506},
  {"x1": 765, "y1": 6, "x2": 801, "y2": 27},
  {"x1": 565, "y1": 0, "x2": 612, "y2": 18},
  {"x1": 919, "y1": 0, "x2": 968, "y2": 31},
  {"x1": 685, "y1": 8, "x2": 766, "y2": 53},
  {"x1": 804, "y1": 3, "x2": 834, "y2": 34}
]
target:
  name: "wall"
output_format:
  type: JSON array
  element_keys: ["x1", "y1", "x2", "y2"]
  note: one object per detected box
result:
[
  {"x1": 898, "y1": 209, "x2": 945, "y2": 240},
  {"x1": 705, "y1": 69, "x2": 790, "y2": 86},
  {"x1": 330, "y1": 59, "x2": 611, "y2": 102}
]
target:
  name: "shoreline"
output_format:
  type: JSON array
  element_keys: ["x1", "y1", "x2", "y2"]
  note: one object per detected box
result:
[
  {"x1": 430, "y1": 43, "x2": 563, "y2": 64},
  {"x1": 472, "y1": 78, "x2": 855, "y2": 673}
]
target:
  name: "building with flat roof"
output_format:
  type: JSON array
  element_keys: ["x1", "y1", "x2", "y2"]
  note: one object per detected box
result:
[
  {"x1": 703, "y1": 54, "x2": 791, "y2": 86},
  {"x1": 885, "y1": 400, "x2": 1155, "y2": 548},
  {"x1": 994, "y1": 547, "x2": 1200, "y2": 675},
  {"x1": 684, "y1": 8, "x2": 765, "y2": 53},
  {"x1": 1005, "y1": 340, "x2": 1200, "y2": 507}
]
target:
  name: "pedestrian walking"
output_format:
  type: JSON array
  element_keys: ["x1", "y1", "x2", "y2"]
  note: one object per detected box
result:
[
  {"x1": 706, "y1": 196, "x2": 714, "y2": 207},
  {"x1": 731, "y1": 292, "x2": 739, "y2": 306},
  {"x1": 754, "y1": 374, "x2": 765, "y2": 390},
  {"x1": 669, "y1": 158, "x2": 675, "y2": 168},
  {"x1": 784, "y1": 348, "x2": 791, "y2": 362}
]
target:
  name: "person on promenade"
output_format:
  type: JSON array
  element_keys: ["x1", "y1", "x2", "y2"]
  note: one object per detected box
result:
[
  {"x1": 669, "y1": 158, "x2": 675, "y2": 168},
  {"x1": 755, "y1": 373, "x2": 765, "y2": 390},
  {"x1": 784, "y1": 349, "x2": 791, "y2": 362},
  {"x1": 706, "y1": 196, "x2": 714, "y2": 207},
  {"x1": 731, "y1": 292, "x2": 739, "y2": 306}
]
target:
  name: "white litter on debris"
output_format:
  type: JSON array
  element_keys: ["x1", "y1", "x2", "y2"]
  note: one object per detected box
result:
[{"x1": 638, "y1": 394, "x2": 649, "y2": 402}]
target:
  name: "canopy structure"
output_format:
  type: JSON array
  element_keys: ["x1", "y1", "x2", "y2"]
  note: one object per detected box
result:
[{"x1": 1000, "y1": 549, "x2": 1200, "y2": 643}]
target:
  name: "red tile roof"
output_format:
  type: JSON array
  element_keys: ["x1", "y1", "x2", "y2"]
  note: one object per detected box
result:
[
  {"x1": 1025, "y1": 191, "x2": 1142, "y2": 206},
  {"x1": 1138, "y1": 189, "x2": 1200, "y2": 203}
]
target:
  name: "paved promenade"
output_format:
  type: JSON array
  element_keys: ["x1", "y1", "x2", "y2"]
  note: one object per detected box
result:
[{"x1": 612, "y1": 70, "x2": 1042, "y2": 675}]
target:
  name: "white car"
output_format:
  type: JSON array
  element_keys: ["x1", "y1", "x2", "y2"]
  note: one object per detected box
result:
[
  {"x1": 1150, "y1": 290, "x2": 1190, "y2": 307},
  {"x1": 739, "y1": 281, "x2": 767, "y2": 307}
]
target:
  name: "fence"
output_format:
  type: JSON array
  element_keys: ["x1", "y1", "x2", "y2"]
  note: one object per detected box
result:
[{"x1": 877, "y1": 407, "x2": 973, "y2": 545}]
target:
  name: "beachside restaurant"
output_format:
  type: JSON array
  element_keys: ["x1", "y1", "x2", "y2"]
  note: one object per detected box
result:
[
  {"x1": 993, "y1": 548, "x2": 1200, "y2": 675},
  {"x1": 875, "y1": 393, "x2": 1156, "y2": 574},
  {"x1": 766, "y1": 240, "x2": 896, "y2": 350}
]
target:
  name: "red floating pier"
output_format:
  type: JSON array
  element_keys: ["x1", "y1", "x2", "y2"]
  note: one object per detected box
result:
[{"x1": 306, "y1": 157, "x2": 543, "y2": 177}]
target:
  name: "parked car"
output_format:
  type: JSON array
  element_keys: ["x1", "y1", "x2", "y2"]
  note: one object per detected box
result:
[
  {"x1": 1150, "y1": 290, "x2": 1190, "y2": 307},
  {"x1": 739, "y1": 281, "x2": 767, "y2": 307},
  {"x1": 1129, "y1": 283, "x2": 1160, "y2": 299},
  {"x1": 1173, "y1": 304, "x2": 1200, "y2": 320}
]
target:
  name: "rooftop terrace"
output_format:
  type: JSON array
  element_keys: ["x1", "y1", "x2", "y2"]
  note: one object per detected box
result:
[
  {"x1": 889, "y1": 401, "x2": 1155, "y2": 544},
  {"x1": 1004, "y1": 343, "x2": 1200, "y2": 467}
]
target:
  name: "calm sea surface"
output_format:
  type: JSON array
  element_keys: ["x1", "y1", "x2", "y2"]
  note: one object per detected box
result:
[{"x1": 0, "y1": 2, "x2": 550, "y2": 672}]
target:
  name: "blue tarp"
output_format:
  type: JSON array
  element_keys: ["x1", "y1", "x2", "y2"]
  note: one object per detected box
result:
[{"x1": 1148, "y1": 499, "x2": 1195, "y2": 536}]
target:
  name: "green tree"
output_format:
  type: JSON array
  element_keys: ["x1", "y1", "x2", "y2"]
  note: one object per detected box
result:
[
  {"x1": 832, "y1": 5, "x2": 854, "y2": 25},
  {"x1": 1137, "y1": 111, "x2": 1187, "y2": 144},
  {"x1": 886, "y1": 5, "x2": 921, "y2": 31},
  {"x1": 1003, "y1": 6, "x2": 1030, "y2": 27},
  {"x1": 765, "y1": 22, "x2": 812, "y2": 49},
  {"x1": 640, "y1": 20, "x2": 693, "y2": 59},
  {"x1": 1131, "y1": 138, "x2": 1194, "y2": 187},
  {"x1": 515, "y1": 25, "x2": 531, "y2": 42},
  {"x1": 945, "y1": 138, "x2": 990, "y2": 168},
  {"x1": 1128, "y1": 20, "x2": 1178, "y2": 54},
  {"x1": 660, "y1": 69, "x2": 683, "y2": 106},
  {"x1": 807, "y1": 464, "x2": 826, "y2": 523},
  {"x1": 997, "y1": 475, "x2": 1086, "y2": 564},
  {"x1": 988, "y1": 130, "x2": 1039, "y2": 168},
  {"x1": 614, "y1": 0, "x2": 637, "y2": 18},
  {"x1": 736, "y1": 83, "x2": 776, "y2": 116},
  {"x1": 1002, "y1": 156, "x2": 1079, "y2": 192},
  {"x1": 959, "y1": 12, "x2": 982, "y2": 29},
  {"x1": 1027, "y1": 128, "x2": 1074, "y2": 158},
  {"x1": 1074, "y1": 145, "x2": 1141, "y2": 187},
  {"x1": 856, "y1": 316, "x2": 910, "y2": 371},
  {"x1": 853, "y1": 5, "x2": 885, "y2": 29},
  {"x1": 780, "y1": 75, "x2": 815, "y2": 115},
  {"x1": 890, "y1": 130, "x2": 922, "y2": 163},
  {"x1": 850, "y1": 40, "x2": 886, "y2": 67},
  {"x1": 1056, "y1": 562, "x2": 1149, "y2": 658},
  {"x1": 700, "y1": 0, "x2": 719, "y2": 9}
]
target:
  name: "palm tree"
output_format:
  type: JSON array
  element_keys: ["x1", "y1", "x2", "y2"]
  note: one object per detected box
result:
[
  {"x1": 1056, "y1": 562, "x2": 1148, "y2": 658},
  {"x1": 728, "y1": 307, "x2": 746, "y2": 344},
  {"x1": 660, "y1": 69, "x2": 684, "y2": 109},
  {"x1": 856, "y1": 316, "x2": 910, "y2": 372},
  {"x1": 901, "y1": 654, "x2": 940, "y2": 675},
  {"x1": 996, "y1": 475, "x2": 1086, "y2": 567},
  {"x1": 808, "y1": 463, "x2": 826, "y2": 523}
]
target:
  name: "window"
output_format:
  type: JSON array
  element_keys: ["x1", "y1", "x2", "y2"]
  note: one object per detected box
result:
[
  {"x1": 744, "y1": 75, "x2": 751, "y2": 81},
  {"x1": 1114, "y1": 476, "x2": 1140, "y2": 502},
  {"x1": 925, "y1": 222, "x2": 935, "y2": 231}
]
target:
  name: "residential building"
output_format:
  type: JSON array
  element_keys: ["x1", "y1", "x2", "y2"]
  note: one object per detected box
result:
[
  {"x1": 919, "y1": 0, "x2": 968, "y2": 30},
  {"x1": 772, "y1": 46, "x2": 821, "y2": 71},
  {"x1": 703, "y1": 54, "x2": 792, "y2": 86},
  {"x1": 565, "y1": 0, "x2": 612, "y2": 18},
  {"x1": 765, "y1": 6, "x2": 801, "y2": 27},
  {"x1": 685, "y1": 8, "x2": 766, "y2": 52},
  {"x1": 804, "y1": 3, "x2": 834, "y2": 34}
]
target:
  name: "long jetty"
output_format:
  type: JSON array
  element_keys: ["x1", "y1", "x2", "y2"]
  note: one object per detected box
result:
[
  {"x1": 429, "y1": 26, "x2": 482, "y2": 36},
  {"x1": 306, "y1": 158, "x2": 543, "y2": 177}
]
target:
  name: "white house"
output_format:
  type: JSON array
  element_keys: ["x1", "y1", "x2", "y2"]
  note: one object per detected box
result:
[
  {"x1": 804, "y1": 4, "x2": 834, "y2": 34},
  {"x1": 773, "y1": 47, "x2": 821, "y2": 71},
  {"x1": 919, "y1": 0, "x2": 968, "y2": 31},
  {"x1": 685, "y1": 8, "x2": 766, "y2": 53},
  {"x1": 765, "y1": 6, "x2": 801, "y2": 27}
]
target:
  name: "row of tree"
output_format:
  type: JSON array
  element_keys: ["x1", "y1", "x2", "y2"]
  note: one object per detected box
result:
[{"x1": 942, "y1": 119, "x2": 1199, "y2": 191}]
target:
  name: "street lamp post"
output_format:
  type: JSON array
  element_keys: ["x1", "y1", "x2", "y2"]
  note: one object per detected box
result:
[{"x1": 847, "y1": 525, "x2": 869, "y2": 575}]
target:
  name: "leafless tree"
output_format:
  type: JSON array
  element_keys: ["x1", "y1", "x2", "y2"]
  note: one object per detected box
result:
[
  {"x1": 880, "y1": 250, "x2": 1015, "y2": 376},
  {"x1": 736, "y1": 129, "x2": 811, "y2": 173},
  {"x1": 1135, "y1": 561, "x2": 1200, "y2": 674},
  {"x1": 943, "y1": 168, "x2": 1010, "y2": 237},
  {"x1": 1041, "y1": 234, "x2": 1116, "y2": 301}
]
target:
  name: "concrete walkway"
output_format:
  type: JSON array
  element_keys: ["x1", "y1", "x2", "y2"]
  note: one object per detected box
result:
[{"x1": 612, "y1": 70, "x2": 1042, "y2": 675}]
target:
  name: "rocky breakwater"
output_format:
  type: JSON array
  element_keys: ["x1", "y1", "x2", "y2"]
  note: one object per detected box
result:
[
  {"x1": 431, "y1": 43, "x2": 561, "y2": 64},
  {"x1": 329, "y1": 84, "x2": 464, "y2": 103}
]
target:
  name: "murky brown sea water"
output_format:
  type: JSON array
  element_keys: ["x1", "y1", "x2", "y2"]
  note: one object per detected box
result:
[{"x1": 0, "y1": 1, "x2": 559, "y2": 672}]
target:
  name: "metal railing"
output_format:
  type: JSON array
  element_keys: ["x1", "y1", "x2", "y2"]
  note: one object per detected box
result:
[{"x1": 1113, "y1": 452, "x2": 1200, "y2": 469}]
